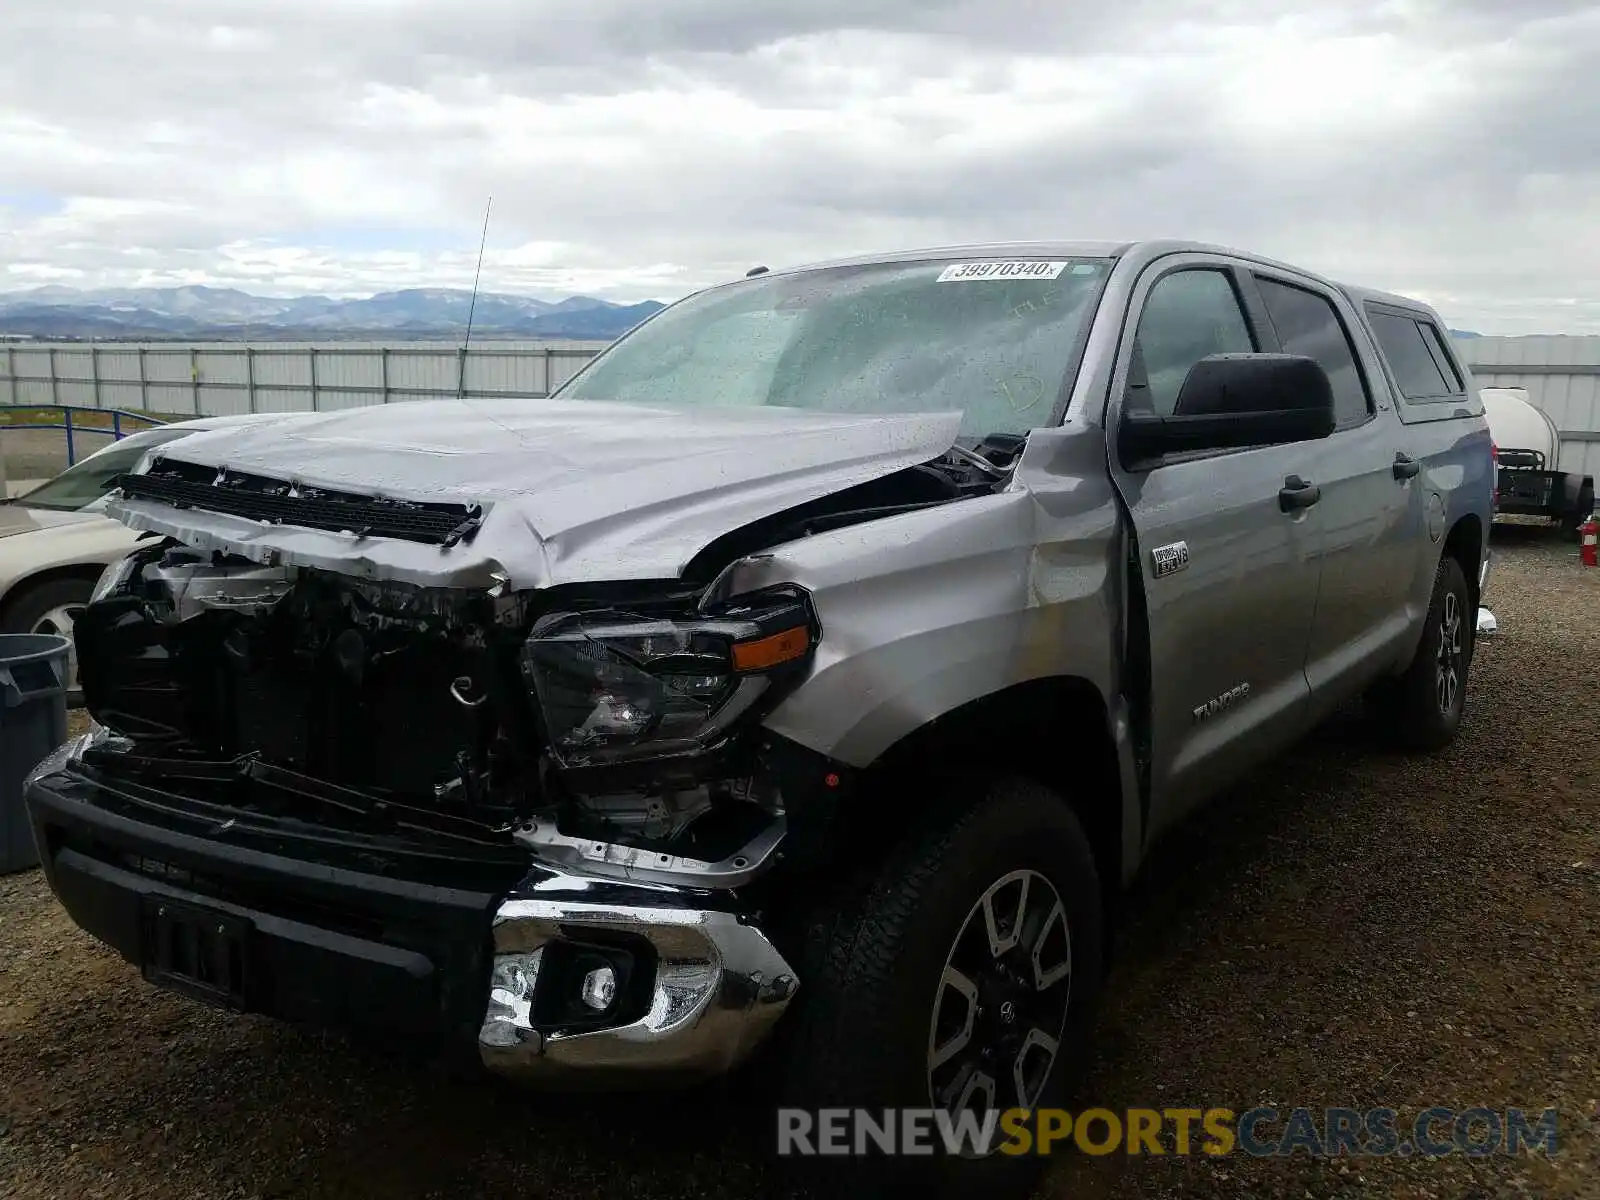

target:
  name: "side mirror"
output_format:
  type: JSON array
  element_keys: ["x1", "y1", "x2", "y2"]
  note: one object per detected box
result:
[{"x1": 1119, "y1": 353, "x2": 1337, "y2": 464}]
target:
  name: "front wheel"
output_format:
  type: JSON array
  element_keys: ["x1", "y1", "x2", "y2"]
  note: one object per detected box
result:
[
  {"x1": 777, "y1": 779, "x2": 1104, "y2": 1199},
  {"x1": 0, "y1": 576, "x2": 92, "y2": 704},
  {"x1": 1365, "y1": 554, "x2": 1473, "y2": 752}
]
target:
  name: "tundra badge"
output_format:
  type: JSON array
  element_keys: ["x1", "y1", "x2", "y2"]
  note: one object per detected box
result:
[
  {"x1": 1151, "y1": 541, "x2": 1190, "y2": 579},
  {"x1": 1193, "y1": 682, "x2": 1251, "y2": 723}
]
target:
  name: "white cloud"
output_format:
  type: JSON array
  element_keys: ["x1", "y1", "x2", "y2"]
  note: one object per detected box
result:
[{"x1": 1, "y1": 0, "x2": 1597, "y2": 330}]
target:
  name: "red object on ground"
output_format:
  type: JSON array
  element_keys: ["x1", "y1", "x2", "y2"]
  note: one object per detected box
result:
[{"x1": 1581, "y1": 515, "x2": 1598, "y2": 569}]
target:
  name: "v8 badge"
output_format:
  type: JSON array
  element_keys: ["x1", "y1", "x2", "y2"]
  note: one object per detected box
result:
[{"x1": 1151, "y1": 541, "x2": 1190, "y2": 579}]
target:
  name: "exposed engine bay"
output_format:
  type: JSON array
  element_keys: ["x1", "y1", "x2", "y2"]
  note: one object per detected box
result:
[{"x1": 76, "y1": 440, "x2": 1014, "y2": 886}]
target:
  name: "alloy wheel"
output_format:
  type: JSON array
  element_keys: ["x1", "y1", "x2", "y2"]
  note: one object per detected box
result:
[
  {"x1": 32, "y1": 603, "x2": 85, "y2": 695},
  {"x1": 926, "y1": 869, "x2": 1074, "y2": 1148},
  {"x1": 1435, "y1": 590, "x2": 1462, "y2": 716}
]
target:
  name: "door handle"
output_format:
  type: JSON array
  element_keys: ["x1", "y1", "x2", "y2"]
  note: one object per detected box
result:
[
  {"x1": 1279, "y1": 475, "x2": 1322, "y2": 512},
  {"x1": 1393, "y1": 453, "x2": 1421, "y2": 480}
]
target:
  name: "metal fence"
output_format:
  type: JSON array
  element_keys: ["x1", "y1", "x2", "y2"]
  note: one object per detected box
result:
[
  {"x1": 0, "y1": 340, "x2": 611, "y2": 417},
  {"x1": 1457, "y1": 336, "x2": 1600, "y2": 481},
  {"x1": 5, "y1": 333, "x2": 1599, "y2": 480}
]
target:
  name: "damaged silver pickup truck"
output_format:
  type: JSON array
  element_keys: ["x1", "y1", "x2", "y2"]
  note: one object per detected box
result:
[{"x1": 25, "y1": 240, "x2": 1492, "y2": 1196}]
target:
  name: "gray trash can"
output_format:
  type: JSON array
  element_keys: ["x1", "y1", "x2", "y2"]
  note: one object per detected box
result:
[{"x1": 0, "y1": 633, "x2": 71, "y2": 874}]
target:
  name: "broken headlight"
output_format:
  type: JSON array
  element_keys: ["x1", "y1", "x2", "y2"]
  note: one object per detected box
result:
[
  {"x1": 89, "y1": 551, "x2": 142, "y2": 604},
  {"x1": 520, "y1": 592, "x2": 815, "y2": 768}
]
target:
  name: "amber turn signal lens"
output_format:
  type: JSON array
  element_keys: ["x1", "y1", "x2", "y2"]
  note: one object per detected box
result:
[{"x1": 731, "y1": 625, "x2": 810, "y2": 672}]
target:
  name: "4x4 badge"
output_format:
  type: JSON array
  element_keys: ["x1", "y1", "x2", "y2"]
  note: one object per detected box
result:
[{"x1": 1151, "y1": 541, "x2": 1190, "y2": 579}]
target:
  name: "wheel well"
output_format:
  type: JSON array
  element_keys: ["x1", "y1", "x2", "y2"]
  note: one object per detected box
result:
[
  {"x1": 844, "y1": 677, "x2": 1125, "y2": 940},
  {"x1": 0, "y1": 563, "x2": 104, "y2": 624},
  {"x1": 1443, "y1": 514, "x2": 1484, "y2": 608}
]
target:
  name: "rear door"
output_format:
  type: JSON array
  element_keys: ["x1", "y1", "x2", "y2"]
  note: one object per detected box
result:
[
  {"x1": 1248, "y1": 271, "x2": 1421, "y2": 713},
  {"x1": 1104, "y1": 254, "x2": 1324, "y2": 833},
  {"x1": 1361, "y1": 301, "x2": 1494, "y2": 625}
]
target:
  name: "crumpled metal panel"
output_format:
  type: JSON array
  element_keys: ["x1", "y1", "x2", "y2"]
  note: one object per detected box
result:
[{"x1": 104, "y1": 397, "x2": 964, "y2": 590}]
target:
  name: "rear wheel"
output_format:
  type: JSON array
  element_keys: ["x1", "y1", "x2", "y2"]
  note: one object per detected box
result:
[
  {"x1": 1560, "y1": 487, "x2": 1593, "y2": 539},
  {"x1": 776, "y1": 778, "x2": 1104, "y2": 1198},
  {"x1": 1365, "y1": 555, "x2": 1472, "y2": 752}
]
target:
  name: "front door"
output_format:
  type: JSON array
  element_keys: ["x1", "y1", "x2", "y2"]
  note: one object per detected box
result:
[{"x1": 1104, "y1": 256, "x2": 1324, "y2": 836}]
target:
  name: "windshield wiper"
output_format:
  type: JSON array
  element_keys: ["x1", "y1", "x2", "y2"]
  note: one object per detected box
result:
[{"x1": 946, "y1": 443, "x2": 1008, "y2": 479}]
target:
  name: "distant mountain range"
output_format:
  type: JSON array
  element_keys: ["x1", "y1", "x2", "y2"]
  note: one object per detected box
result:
[
  {"x1": 0, "y1": 283, "x2": 1484, "y2": 344},
  {"x1": 0, "y1": 285, "x2": 666, "y2": 341}
]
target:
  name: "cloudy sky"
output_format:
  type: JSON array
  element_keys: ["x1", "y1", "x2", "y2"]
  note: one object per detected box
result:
[{"x1": 2, "y1": 0, "x2": 1597, "y2": 332}]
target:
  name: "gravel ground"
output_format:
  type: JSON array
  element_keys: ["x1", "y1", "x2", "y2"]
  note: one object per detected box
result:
[
  {"x1": 1, "y1": 528, "x2": 1596, "y2": 1199},
  {"x1": 0, "y1": 427, "x2": 116, "y2": 482},
  {"x1": 1, "y1": 414, "x2": 188, "y2": 484}
]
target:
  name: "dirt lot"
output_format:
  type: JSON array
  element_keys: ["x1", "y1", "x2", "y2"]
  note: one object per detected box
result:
[
  {"x1": 0, "y1": 414, "x2": 184, "y2": 485},
  {"x1": 1, "y1": 427, "x2": 110, "y2": 484},
  {"x1": 1, "y1": 529, "x2": 1596, "y2": 1199}
]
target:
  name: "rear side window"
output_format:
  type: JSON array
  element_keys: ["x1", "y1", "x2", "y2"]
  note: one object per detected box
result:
[
  {"x1": 1256, "y1": 277, "x2": 1371, "y2": 428},
  {"x1": 1420, "y1": 322, "x2": 1464, "y2": 392},
  {"x1": 1367, "y1": 309, "x2": 1465, "y2": 402}
]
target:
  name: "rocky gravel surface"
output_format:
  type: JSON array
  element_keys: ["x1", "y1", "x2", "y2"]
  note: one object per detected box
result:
[
  {"x1": 1, "y1": 427, "x2": 116, "y2": 483},
  {"x1": 2, "y1": 527, "x2": 1596, "y2": 1199}
]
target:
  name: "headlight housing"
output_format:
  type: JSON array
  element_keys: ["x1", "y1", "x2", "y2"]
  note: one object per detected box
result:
[
  {"x1": 520, "y1": 591, "x2": 816, "y2": 768},
  {"x1": 89, "y1": 552, "x2": 141, "y2": 604}
]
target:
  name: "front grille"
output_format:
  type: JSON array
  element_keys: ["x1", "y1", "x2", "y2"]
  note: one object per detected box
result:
[
  {"x1": 118, "y1": 461, "x2": 484, "y2": 547},
  {"x1": 64, "y1": 757, "x2": 531, "y2": 892}
]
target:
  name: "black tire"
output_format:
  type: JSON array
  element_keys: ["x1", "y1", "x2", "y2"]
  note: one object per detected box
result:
[
  {"x1": 0, "y1": 576, "x2": 91, "y2": 704},
  {"x1": 1560, "y1": 491, "x2": 1593, "y2": 540},
  {"x1": 1365, "y1": 555, "x2": 1473, "y2": 752},
  {"x1": 773, "y1": 778, "x2": 1104, "y2": 1199}
]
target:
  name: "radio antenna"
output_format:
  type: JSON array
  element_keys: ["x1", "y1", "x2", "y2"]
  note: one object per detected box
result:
[{"x1": 457, "y1": 194, "x2": 493, "y2": 398}]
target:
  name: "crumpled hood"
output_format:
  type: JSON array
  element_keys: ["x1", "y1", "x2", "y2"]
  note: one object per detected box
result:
[{"x1": 106, "y1": 397, "x2": 964, "y2": 591}]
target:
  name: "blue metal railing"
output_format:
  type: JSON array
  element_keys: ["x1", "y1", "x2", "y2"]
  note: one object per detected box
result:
[{"x1": 0, "y1": 405, "x2": 168, "y2": 466}]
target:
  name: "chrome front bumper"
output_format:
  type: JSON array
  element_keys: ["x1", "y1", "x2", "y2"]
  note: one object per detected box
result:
[
  {"x1": 477, "y1": 871, "x2": 799, "y2": 1084},
  {"x1": 30, "y1": 729, "x2": 799, "y2": 1085}
]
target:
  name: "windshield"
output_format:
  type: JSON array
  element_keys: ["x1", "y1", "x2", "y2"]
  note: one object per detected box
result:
[
  {"x1": 16, "y1": 427, "x2": 193, "y2": 511},
  {"x1": 556, "y1": 257, "x2": 1112, "y2": 438}
]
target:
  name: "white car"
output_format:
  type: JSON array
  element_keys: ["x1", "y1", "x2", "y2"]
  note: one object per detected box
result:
[{"x1": 0, "y1": 412, "x2": 299, "y2": 695}]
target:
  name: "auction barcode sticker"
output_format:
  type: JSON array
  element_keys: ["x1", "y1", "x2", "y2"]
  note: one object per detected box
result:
[{"x1": 936, "y1": 260, "x2": 1069, "y2": 283}]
